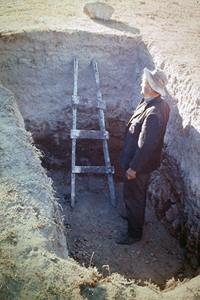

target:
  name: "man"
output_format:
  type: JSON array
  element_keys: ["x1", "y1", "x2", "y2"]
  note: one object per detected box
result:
[{"x1": 115, "y1": 68, "x2": 170, "y2": 245}]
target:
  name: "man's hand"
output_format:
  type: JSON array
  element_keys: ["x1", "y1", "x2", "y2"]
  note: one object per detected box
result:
[{"x1": 126, "y1": 168, "x2": 137, "y2": 180}]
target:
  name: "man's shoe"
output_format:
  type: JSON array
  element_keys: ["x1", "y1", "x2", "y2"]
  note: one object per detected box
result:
[
  {"x1": 115, "y1": 232, "x2": 142, "y2": 245},
  {"x1": 120, "y1": 211, "x2": 128, "y2": 221}
]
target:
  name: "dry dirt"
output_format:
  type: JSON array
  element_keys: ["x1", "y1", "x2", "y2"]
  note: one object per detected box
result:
[
  {"x1": 1, "y1": 0, "x2": 200, "y2": 299},
  {"x1": 49, "y1": 167, "x2": 196, "y2": 289},
  {"x1": 1, "y1": 0, "x2": 199, "y2": 86}
]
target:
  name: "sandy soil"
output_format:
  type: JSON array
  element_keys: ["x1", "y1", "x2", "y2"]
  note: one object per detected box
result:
[{"x1": 0, "y1": 0, "x2": 199, "y2": 86}]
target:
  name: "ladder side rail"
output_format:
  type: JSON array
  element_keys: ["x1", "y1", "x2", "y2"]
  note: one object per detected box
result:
[
  {"x1": 92, "y1": 59, "x2": 103, "y2": 108},
  {"x1": 92, "y1": 59, "x2": 112, "y2": 167},
  {"x1": 100, "y1": 113, "x2": 114, "y2": 172},
  {"x1": 73, "y1": 57, "x2": 78, "y2": 97},
  {"x1": 99, "y1": 114, "x2": 116, "y2": 206},
  {"x1": 72, "y1": 57, "x2": 78, "y2": 130},
  {"x1": 92, "y1": 59, "x2": 116, "y2": 207},
  {"x1": 99, "y1": 115, "x2": 117, "y2": 207},
  {"x1": 71, "y1": 57, "x2": 79, "y2": 208}
]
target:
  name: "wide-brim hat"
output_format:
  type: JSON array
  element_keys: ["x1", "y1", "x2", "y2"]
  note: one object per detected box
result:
[{"x1": 144, "y1": 68, "x2": 168, "y2": 96}]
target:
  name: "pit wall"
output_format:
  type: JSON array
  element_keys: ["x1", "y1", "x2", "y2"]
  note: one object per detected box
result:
[
  {"x1": 0, "y1": 86, "x2": 68, "y2": 260},
  {"x1": 0, "y1": 30, "x2": 200, "y2": 267},
  {"x1": 1, "y1": 84, "x2": 200, "y2": 300},
  {"x1": 0, "y1": 30, "x2": 150, "y2": 130},
  {"x1": 147, "y1": 50, "x2": 200, "y2": 268},
  {"x1": 0, "y1": 30, "x2": 153, "y2": 173}
]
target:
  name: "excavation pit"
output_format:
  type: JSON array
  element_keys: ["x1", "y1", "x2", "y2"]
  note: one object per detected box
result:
[{"x1": 0, "y1": 29, "x2": 200, "y2": 297}]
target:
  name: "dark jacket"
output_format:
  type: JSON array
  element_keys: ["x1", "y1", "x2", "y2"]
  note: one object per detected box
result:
[{"x1": 119, "y1": 96, "x2": 170, "y2": 174}]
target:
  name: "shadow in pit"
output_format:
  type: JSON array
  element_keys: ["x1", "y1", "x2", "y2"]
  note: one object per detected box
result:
[{"x1": 93, "y1": 19, "x2": 140, "y2": 35}]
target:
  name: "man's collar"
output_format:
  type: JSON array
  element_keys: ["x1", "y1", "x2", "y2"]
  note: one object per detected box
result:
[
  {"x1": 145, "y1": 97, "x2": 155, "y2": 103},
  {"x1": 141, "y1": 95, "x2": 161, "y2": 105}
]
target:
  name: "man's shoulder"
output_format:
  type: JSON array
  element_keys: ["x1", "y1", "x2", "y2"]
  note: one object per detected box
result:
[
  {"x1": 145, "y1": 98, "x2": 170, "y2": 125},
  {"x1": 159, "y1": 98, "x2": 170, "y2": 115},
  {"x1": 148, "y1": 96, "x2": 170, "y2": 113}
]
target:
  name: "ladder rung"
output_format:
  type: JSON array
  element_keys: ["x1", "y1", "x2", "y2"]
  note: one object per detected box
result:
[
  {"x1": 70, "y1": 129, "x2": 109, "y2": 140},
  {"x1": 72, "y1": 96, "x2": 106, "y2": 110},
  {"x1": 72, "y1": 166, "x2": 114, "y2": 174}
]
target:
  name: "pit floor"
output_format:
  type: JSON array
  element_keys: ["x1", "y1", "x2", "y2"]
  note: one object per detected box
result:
[{"x1": 47, "y1": 167, "x2": 196, "y2": 289}]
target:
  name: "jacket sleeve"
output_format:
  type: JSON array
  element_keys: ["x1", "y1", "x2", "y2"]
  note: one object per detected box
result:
[{"x1": 129, "y1": 114, "x2": 161, "y2": 172}]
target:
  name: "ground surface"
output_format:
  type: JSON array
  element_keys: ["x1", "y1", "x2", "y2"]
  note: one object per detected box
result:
[
  {"x1": 49, "y1": 168, "x2": 196, "y2": 289},
  {"x1": 0, "y1": 0, "x2": 199, "y2": 87}
]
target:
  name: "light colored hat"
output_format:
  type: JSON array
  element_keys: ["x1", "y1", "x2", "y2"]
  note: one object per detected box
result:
[{"x1": 144, "y1": 68, "x2": 168, "y2": 96}]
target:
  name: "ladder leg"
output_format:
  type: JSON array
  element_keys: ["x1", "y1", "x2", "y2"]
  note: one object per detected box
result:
[
  {"x1": 107, "y1": 173, "x2": 116, "y2": 207},
  {"x1": 101, "y1": 139, "x2": 116, "y2": 206},
  {"x1": 71, "y1": 138, "x2": 76, "y2": 208},
  {"x1": 92, "y1": 59, "x2": 116, "y2": 206},
  {"x1": 71, "y1": 173, "x2": 76, "y2": 208},
  {"x1": 71, "y1": 57, "x2": 78, "y2": 208}
]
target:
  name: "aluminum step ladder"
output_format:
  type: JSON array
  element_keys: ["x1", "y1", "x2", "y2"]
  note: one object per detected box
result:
[{"x1": 70, "y1": 57, "x2": 116, "y2": 208}]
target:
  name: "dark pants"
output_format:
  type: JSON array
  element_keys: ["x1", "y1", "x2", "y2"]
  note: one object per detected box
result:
[{"x1": 123, "y1": 173, "x2": 149, "y2": 237}]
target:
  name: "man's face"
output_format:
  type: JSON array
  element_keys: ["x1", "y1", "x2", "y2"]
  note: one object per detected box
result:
[{"x1": 141, "y1": 75, "x2": 152, "y2": 97}]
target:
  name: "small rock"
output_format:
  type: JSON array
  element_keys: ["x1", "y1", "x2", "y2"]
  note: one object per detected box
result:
[
  {"x1": 145, "y1": 260, "x2": 150, "y2": 264},
  {"x1": 166, "y1": 204, "x2": 179, "y2": 222},
  {"x1": 25, "y1": 246, "x2": 32, "y2": 254},
  {"x1": 136, "y1": 251, "x2": 141, "y2": 255},
  {"x1": 77, "y1": 254, "x2": 82, "y2": 260},
  {"x1": 170, "y1": 194, "x2": 177, "y2": 203},
  {"x1": 172, "y1": 218, "x2": 180, "y2": 230},
  {"x1": 83, "y1": 2, "x2": 114, "y2": 21},
  {"x1": 49, "y1": 253, "x2": 56, "y2": 261}
]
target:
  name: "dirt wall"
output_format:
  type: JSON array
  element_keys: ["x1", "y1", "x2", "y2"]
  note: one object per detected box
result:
[
  {"x1": 147, "y1": 49, "x2": 200, "y2": 267},
  {"x1": 1, "y1": 81, "x2": 200, "y2": 300},
  {"x1": 0, "y1": 30, "x2": 200, "y2": 267}
]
